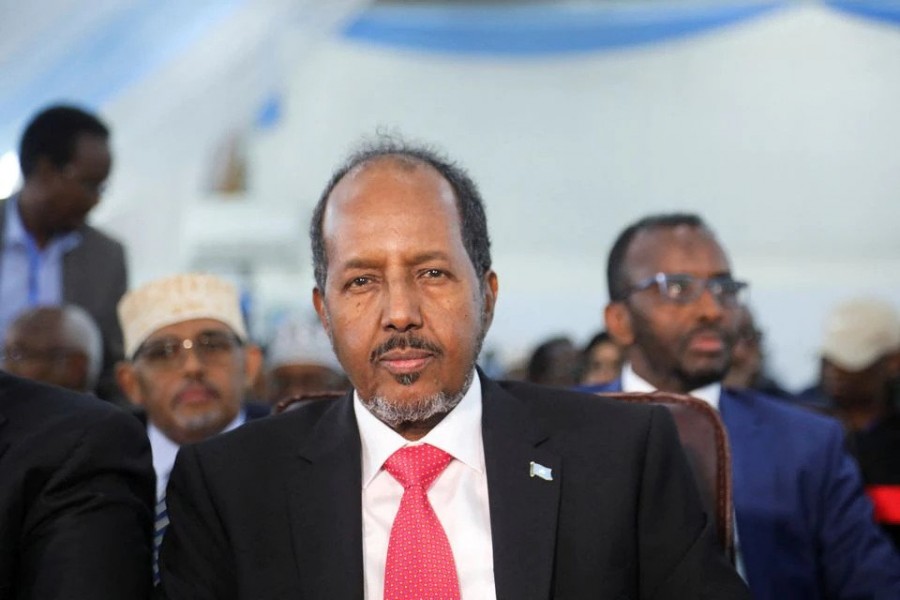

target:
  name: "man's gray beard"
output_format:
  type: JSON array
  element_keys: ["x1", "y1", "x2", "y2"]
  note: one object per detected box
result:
[
  {"x1": 174, "y1": 407, "x2": 227, "y2": 433},
  {"x1": 362, "y1": 370, "x2": 475, "y2": 427}
]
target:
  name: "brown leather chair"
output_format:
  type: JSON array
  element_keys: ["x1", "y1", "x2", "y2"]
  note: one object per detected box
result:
[{"x1": 596, "y1": 391, "x2": 735, "y2": 562}]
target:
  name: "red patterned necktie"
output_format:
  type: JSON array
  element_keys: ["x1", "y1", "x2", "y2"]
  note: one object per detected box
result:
[{"x1": 383, "y1": 444, "x2": 461, "y2": 600}]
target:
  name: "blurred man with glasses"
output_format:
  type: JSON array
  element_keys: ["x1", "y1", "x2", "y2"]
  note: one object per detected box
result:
[
  {"x1": 115, "y1": 273, "x2": 267, "y2": 583},
  {"x1": 582, "y1": 213, "x2": 900, "y2": 599},
  {"x1": 0, "y1": 105, "x2": 128, "y2": 403},
  {"x1": 2, "y1": 304, "x2": 103, "y2": 393}
]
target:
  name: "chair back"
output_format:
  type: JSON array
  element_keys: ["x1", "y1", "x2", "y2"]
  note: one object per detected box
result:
[
  {"x1": 274, "y1": 391, "x2": 345, "y2": 414},
  {"x1": 596, "y1": 391, "x2": 735, "y2": 561}
]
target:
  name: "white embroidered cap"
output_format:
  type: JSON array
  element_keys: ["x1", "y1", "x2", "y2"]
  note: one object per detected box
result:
[
  {"x1": 118, "y1": 273, "x2": 247, "y2": 358},
  {"x1": 267, "y1": 314, "x2": 341, "y2": 372}
]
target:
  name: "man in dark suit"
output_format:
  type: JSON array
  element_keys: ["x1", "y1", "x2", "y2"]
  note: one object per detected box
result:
[
  {"x1": 158, "y1": 142, "x2": 747, "y2": 599},
  {"x1": 583, "y1": 213, "x2": 900, "y2": 599},
  {"x1": 0, "y1": 105, "x2": 128, "y2": 403},
  {"x1": 0, "y1": 371, "x2": 155, "y2": 598}
]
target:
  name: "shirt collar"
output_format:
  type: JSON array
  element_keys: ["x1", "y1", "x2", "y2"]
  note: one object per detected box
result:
[
  {"x1": 354, "y1": 370, "x2": 484, "y2": 489},
  {"x1": 4, "y1": 195, "x2": 83, "y2": 251},
  {"x1": 4, "y1": 195, "x2": 27, "y2": 248},
  {"x1": 622, "y1": 363, "x2": 721, "y2": 411}
]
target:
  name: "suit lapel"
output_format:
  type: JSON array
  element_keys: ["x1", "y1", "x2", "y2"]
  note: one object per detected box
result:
[
  {"x1": 285, "y1": 394, "x2": 364, "y2": 598},
  {"x1": 481, "y1": 376, "x2": 560, "y2": 600},
  {"x1": 0, "y1": 410, "x2": 8, "y2": 462},
  {"x1": 0, "y1": 375, "x2": 9, "y2": 461},
  {"x1": 61, "y1": 237, "x2": 84, "y2": 305},
  {"x1": 719, "y1": 390, "x2": 771, "y2": 590}
]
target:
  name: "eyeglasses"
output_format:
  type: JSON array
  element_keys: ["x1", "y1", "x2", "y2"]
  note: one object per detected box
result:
[
  {"x1": 623, "y1": 273, "x2": 748, "y2": 308},
  {"x1": 1, "y1": 347, "x2": 79, "y2": 366},
  {"x1": 133, "y1": 331, "x2": 242, "y2": 369}
]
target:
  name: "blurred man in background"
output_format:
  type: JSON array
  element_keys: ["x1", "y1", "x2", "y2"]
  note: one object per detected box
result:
[
  {"x1": 809, "y1": 298, "x2": 900, "y2": 550},
  {"x1": 264, "y1": 314, "x2": 348, "y2": 406},
  {"x1": 0, "y1": 104, "x2": 127, "y2": 403},
  {"x1": 524, "y1": 335, "x2": 579, "y2": 386},
  {"x1": 797, "y1": 298, "x2": 900, "y2": 430},
  {"x1": 1, "y1": 304, "x2": 102, "y2": 393},
  {"x1": 114, "y1": 273, "x2": 267, "y2": 583},
  {"x1": 578, "y1": 330, "x2": 624, "y2": 386},
  {"x1": 587, "y1": 212, "x2": 900, "y2": 599},
  {"x1": 722, "y1": 306, "x2": 789, "y2": 399}
]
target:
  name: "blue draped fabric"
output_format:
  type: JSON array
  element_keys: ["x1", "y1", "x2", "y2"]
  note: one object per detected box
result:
[
  {"x1": 826, "y1": 0, "x2": 900, "y2": 25},
  {"x1": 0, "y1": 0, "x2": 244, "y2": 153},
  {"x1": 341, "y1": 2, "x2": 788, "y2": 57}
]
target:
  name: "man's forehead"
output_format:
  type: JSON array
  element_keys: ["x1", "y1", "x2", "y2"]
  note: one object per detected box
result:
[
  {"x1": 6, "y1": 320, "x2": 65, "y2": 345},
  {"x1": 327, "y1": 156, "x2": 454, "y2": 212},
  {"x1": 145, "y1": 318, "x2": 235, "y2": 340},
  {"x1": 626, "y1": 225, "x2": 729, "y2": 272},
  {"x1": 323, "y1": 156, "x2": 458, "y2": 235}
]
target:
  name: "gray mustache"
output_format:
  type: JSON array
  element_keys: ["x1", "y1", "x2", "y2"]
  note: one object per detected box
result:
[{"x1": 370, "y1": 335, "x2": 443, "y2": 364}]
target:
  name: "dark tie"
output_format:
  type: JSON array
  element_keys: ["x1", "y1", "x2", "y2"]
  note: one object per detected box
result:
[
  {"x1": 383, "y1": 444, "x2": 460, "y2": 600},
  {"x1": 153, "y1": 496, "x2": 169, "y2": 586}
]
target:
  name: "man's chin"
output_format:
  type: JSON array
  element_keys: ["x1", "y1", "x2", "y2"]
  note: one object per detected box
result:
[
  {"x1": 361, "y1": 370, "x2": 475, "y2": 427},
  {"x1": 679, "y1": 363, "x2": 729, "y2": 390},
  {"x1": 173, "y1": 407, "x2": 227, "y2": 433}
]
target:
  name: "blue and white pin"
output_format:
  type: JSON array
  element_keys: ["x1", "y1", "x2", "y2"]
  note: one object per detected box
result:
[{"x1": 530, "y1": 461, "x2": 553, "y2": 481}]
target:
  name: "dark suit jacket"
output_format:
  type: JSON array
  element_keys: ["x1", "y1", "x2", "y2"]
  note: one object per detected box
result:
[
  {"x1": 0, "y1": 197, "x2": 128, "y2": 403},
  {"x1": 0, "y1": 371, "x2": 156, "y2": 599},
  {"x1": 158, "y1": 374, "x2": 747, "y2": 599},
  {"x1": 591, "y1": 380, "x2": 900, "y2": 599}
]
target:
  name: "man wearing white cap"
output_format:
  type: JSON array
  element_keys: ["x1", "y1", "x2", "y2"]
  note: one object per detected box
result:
[
  {"x1": 264, "y1": 314, "x2": 348, "y2": 406},
  {"x1": 114, "y1": 273, "x2": 265, "y2": 582},
  {"x1": 811, "y1": 298, "x2": 900, "y2": 432},
  {"x1": 808, "y1": 298, "x2": 900, "y2": 550}
]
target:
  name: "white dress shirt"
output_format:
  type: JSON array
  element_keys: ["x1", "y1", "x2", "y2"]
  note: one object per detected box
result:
[
  {"x1": 354, "y1": 371, "x2": 496, "y2": 600},
  {"x1": 148, "y1": 410, "x2": 247, "y2": 501},
  {"x1": 621, "y1": 363, "x2": 721, "y2": 410}
]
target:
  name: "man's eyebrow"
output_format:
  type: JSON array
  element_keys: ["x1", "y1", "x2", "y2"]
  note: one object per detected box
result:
[
  {"x1": 409, "y1": 251, "x2": 451, "y2": 265},
  {"x1": 339, "y1": 252, "x2": 452, "y2": 270},
  {"x1": 340, "y1": 258, "x2": 382, "y2": 271}
]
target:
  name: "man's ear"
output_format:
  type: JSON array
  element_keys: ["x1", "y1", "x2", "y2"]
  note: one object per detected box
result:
[
  {"x1": 605, "y1": 302, "x2": 635, "y2": 347},
  {"x1": 115, "y1": 362, "x2": 143, "y2": 407},
  {"x1": 480, "y1": 271, "x2": 499, "y2": 329},
  {"x1": 67, "y1": 353, "x2": 90, "y2": 392},
  {"x1": 242, "y1": 344, "x2": 264, "y2": 387},
  {"x1": 312, "y1": 287, "x2": 331, "y2": 336}
]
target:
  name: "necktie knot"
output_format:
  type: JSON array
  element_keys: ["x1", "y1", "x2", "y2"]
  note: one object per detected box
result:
[{"x1": 384, "y1": 443, "x2": 453, "y2": 490}]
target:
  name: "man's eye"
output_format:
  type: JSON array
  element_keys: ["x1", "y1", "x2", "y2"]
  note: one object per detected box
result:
[
  {"x1": 666, "y1": 282, "x2": 687, "y2": 298},
  {"x1": 144, "y1": 344, "x2": 176, "y2": 359},
  {"x1": 422, "y1": 269, "x2": 445, "y2": 279},
  {"x1": 201, "y1": 335, "x2": 234, "y2": 351},
  {"x1": 348, "y1": 276, "x2": 371, "y2": 288}
]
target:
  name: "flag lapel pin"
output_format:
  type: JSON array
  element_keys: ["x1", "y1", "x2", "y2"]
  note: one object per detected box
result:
[{"x1": 530, "y1": 461, "x2": 553, "y2": 481}]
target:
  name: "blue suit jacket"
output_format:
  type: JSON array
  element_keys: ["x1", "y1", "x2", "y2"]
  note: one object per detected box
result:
[{"x1": 586, "y1": 380, "x2": 900, "y2": 600}]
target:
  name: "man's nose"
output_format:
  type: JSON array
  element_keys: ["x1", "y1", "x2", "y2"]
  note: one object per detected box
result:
[
  {"x1": 380, "y1": 279, "x2": 423, "y2": 332},
  {"x1": 695, "y1": 286, "x2": 725, "y2": 321},
  {"x1": 179, "y1": 343, "x2": 206, "y2": 375}
]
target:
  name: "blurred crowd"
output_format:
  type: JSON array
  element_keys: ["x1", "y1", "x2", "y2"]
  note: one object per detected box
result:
[{"x1": 2, "y1": 104, "x2": 899, "y2": 598}]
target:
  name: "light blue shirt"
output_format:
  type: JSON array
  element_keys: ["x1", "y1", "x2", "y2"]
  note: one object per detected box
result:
[{"x1": 0, "y1": 195, "x2": 82, "y2": 340}]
